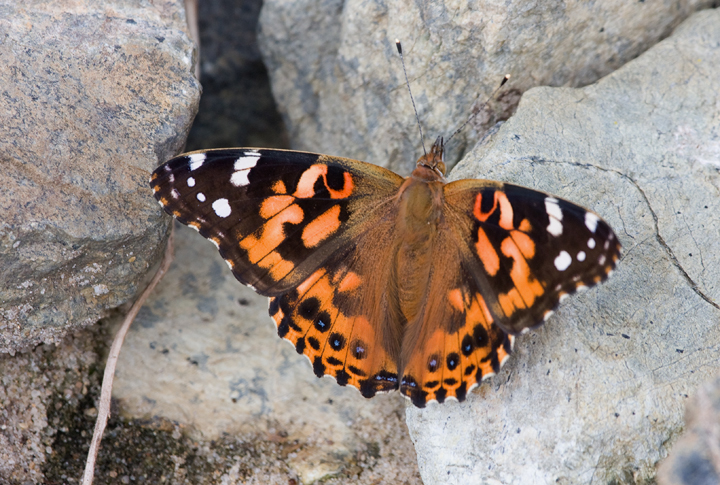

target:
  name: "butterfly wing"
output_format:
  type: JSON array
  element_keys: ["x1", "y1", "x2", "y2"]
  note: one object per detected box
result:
[
  {"x1": 399, "y1": 224, "x2": 515, "y2": 407},
  {"x1": 268, "y1": 214, "x2": 405, "y2": 398},
  {"x1": 399, "y1": 179, "x2": 620, "y2": 407},
  {"x1": 151, "y1": 148, "x2": 406, "y2": 396},
  {"x1": 444, "y1": 179, "x2": 620, "y2": 333},
  {"x1": 151, "y1": 148, "x2": 404, "y2": 295}
]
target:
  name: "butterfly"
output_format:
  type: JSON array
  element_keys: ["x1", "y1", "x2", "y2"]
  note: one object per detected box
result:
[{"x1": 150, "y1": 136, "x2": 620, "y2": 408}]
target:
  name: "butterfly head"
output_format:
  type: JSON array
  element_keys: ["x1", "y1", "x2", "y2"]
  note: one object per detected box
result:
[{"x1": 413, "y1": 136, "x2": 446, "y2": 181}]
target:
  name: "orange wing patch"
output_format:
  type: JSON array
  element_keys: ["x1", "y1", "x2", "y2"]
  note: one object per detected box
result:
[
  {"x1": 471, "y1": 190, "x2": 546, "y2": 319},
  {"x1": 295, "y1": 164, "x2": 354, "y2": 199}
]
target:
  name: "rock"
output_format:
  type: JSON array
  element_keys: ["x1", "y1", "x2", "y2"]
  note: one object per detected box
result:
[
  {"x1": 405, "y1": 9, "x2": 720, "y2": 485},
  {"x1": 257, "y1": 0, "x2": 714, "y2": 174},
  {"x1": 657, "y1": 372, "x2": 720, "y2": 485},
  {"x1": 0, "y1": 0, "x2": 200, "y2": 354},
  {"x1": 112, "y1": 222, "x2": 422, "y2": 484}
]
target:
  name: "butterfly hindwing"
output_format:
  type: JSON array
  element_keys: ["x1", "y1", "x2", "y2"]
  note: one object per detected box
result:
[
  {"x1": 150, "y1": 148, "x2": 404, "y2": 295},
  {"x1": 399, "y1": 227, "x2": 515, "y2": 407},
  {"x1": 268, "y1": 213, "x2": 405, "y2": 397}
]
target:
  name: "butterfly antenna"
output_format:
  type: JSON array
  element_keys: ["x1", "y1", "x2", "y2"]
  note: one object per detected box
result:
[
  {"x1": 396, "y1": 40, "x2": 427, "y2": 157},
  {"x1": 445, "y1": 74, "x2": 511, "y2": 145}
]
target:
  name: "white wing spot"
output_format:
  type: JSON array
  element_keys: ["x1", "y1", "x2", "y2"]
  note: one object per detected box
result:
[
  {"x1": 559, "y1": 293, "x2": 569, "y2": 303},
  {"x1": 187, "y1": 177, "x2": 195, "y2": 187},
  {"x1": 234, "y1": 151, "x2": 261, "y2": 171},
  {"x1": 197, "y1": 192, "x2": 206, "y2": 202},
  {"x1": 212, "y1": 198, "x2": 231, "y2": 218},
  {"x1": 168, "y1": 174, "x2": 174, "y2": 183},
  {"x1": 543, "y1": 310, "x2": 555, "y2": 321},
  {"x1": 545, "y1": 197, "x2": 563, "y2": 236},
  {"x1": 554, "y1": 251, "x2": 572, "y2": 271},
  {"x1": 577, "y1": 251, "x2": 586, "y2": 262},
  {"x1": 577, "y1": 285, "x2": 588, "y2": 292},
  {"x1": 230, "y1": 151, "x2": 261, "y2": 187},
  {"x1": 209, "y1": 238, "x2": 219, "y2": 249},
  {"x1": 598, "y1": 254, "x2": 607, "y2": 265},
  {"x1": 230, "y1": 170, "x2": 250, "y2": 187},
  {"x1": 585, "y1": 212, "x2": 599, "y2": 233},
  {"x1": 171, "y1": 188, "x2": 180, "y2": 199},
  {"x1": 189, "y1": 153, "x2": 206, "y2": 171},
  {"x1": 588, "y1": 238, "x2": 596, "y2": 249}
]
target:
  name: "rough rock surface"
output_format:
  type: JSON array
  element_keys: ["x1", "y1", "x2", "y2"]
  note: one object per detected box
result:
[
  {"x1": 258, "y1": 0, "x2": 714, "y2": 175},
  {"x1": 112, "y1": 222, "x2": 422, "y2": 485},
  {"x1": 406, "y1": 9, "x2": 720, "y2": 485},
  {"x1": 657, "y1": 372, "x2": 720, "y2": 485},
  {"x1": 0, "y1": 1, "x2": 200, "y2": 353}
]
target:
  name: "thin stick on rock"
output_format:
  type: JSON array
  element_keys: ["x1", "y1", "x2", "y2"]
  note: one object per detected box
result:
[{"x1": 81, "y1": 225, "x2": 175, "y2": 485}]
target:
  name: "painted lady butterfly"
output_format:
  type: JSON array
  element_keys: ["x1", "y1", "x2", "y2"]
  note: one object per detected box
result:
[{"x1": 150, "y1": 134, "x2": 620, "y2": 407}]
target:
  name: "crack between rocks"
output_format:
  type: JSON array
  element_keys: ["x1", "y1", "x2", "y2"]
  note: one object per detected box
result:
[{"x1": 519, "y1": 156, "x2": 720, "y2": 312}]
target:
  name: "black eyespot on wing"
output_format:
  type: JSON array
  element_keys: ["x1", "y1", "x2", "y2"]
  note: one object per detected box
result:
[
  {"x1": 299, "y1": 297, "x2": 320, "y2": 319},
  {"x1": 446, "y1": 353, "x2": 460, "y2": 371},
  {"x1": 461, "y1": 334, "x2": 474, "y2": 356},
  {"x1": 329, "y1": 332, "x2": 346, "y2": 351},
  {"x1": 351, "y1": 339, "x2": 367, "y2": 360},
  {"x1": 427, "y1": 354, "x2": 441, "y2": 372}
]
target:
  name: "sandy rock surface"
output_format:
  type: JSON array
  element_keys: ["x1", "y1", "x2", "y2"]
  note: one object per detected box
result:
[{"x1": 0, "y1": 0, "x2": 200, "y2": 354}]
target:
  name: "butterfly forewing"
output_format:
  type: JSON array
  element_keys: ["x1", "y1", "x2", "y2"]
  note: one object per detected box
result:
[
  {"x1": 444, "y1": 180, "x2": 621, "y2": 335},
  {"x1": 151, "y1": 148, "x2": 404, "y2": 295}
]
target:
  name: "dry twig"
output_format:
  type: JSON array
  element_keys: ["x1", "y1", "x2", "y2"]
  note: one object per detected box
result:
[{"x1": 81, "y1": 226, "x2": 175, "y2": 485}]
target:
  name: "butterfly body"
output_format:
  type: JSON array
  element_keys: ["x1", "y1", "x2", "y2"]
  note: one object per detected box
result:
[{"x1": 151, "y1": 139, "x2": 620, "y2": 407}]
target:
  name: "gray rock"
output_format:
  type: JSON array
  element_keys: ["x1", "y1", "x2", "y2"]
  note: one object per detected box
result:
[
  {"x1": 0, "y1": 1, "x2": 201, "y2": 353},
  {"x1": 112, "y1": 222, "x2": 423, "y2": 484},
  {"x1": 657, "y1": 372, "x2": 720, "y2": 485},
  {"x1": 406, "y1": 9, "x2": 720, "y2": 485},
  {"x1": 258, "y1": 0, "x2": 713, "y2": 175}
]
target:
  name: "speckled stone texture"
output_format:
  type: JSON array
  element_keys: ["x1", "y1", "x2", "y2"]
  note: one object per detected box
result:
[
  {"x1": 0, "y1": 0, "x2": 200, "y2": 353},
  {"x1": 258, "y1": 0, "x2": 714, "y2": 175},
  {"x1": 657, "y1": 372, "x2": 720, "y2": 485},
  {"x1": 406, "y1": 9, "x2": 720, "y2": 485}
]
